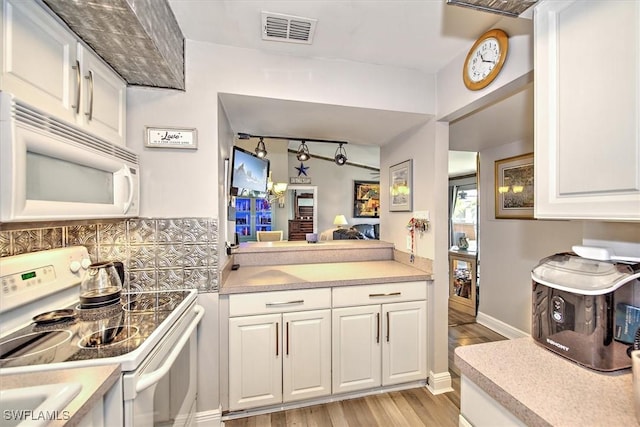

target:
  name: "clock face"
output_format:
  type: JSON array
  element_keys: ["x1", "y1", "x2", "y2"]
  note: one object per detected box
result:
[
  {"x1": 462, "y1": 29, "x2": 509, "y2": 91},
  {"x1": 467, "y1": 38, "x2": 501, "y2": 83}
]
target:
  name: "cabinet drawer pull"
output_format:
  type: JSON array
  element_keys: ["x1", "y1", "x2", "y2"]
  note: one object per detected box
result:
[
  {"x1": 369, "y1": 292, "x2": 401, "y2": 298},
  {"x1": 286, "y1": 322, "x2": 290, "y2": 355},
  {"x1": 266, "y1": 300, "x2": 304, "y2": 307},
  {"x1": 376, "y1": 312, "x2": 380, "y2": 343}
]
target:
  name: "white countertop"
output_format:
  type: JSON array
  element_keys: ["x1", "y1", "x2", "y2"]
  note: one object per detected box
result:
[
  {"x1": 1, "y1": 364, "x2": 120, "y2": 427},
  {"x1": 221, "y1": 260, "x2": 431, "y2": 294},
  {"x1": 455, "y1": 337, "x2": 635, "y2": 427}
]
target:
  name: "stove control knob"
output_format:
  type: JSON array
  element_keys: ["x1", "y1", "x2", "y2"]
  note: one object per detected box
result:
[
  {"x1": 81, "y1": 258, "x2": 91, "y2": 269},
  {"x1": 70, "y1": 260, "x2": 81, "y2": 273}
]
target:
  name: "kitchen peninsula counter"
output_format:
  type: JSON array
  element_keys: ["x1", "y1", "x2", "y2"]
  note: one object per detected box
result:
[
  {"x1": 221, "y1": 259, "x2": 430, "y2": 294},
  {"x1": 455, "y1": 337, "x2": 635, "y2": 426},
  {"x1": 1, "y1": 364, "x2": 120, "y2": 426}
]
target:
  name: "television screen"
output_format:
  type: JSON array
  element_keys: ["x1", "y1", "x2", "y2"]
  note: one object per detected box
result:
[{"x1": 230, "y1": 146, "x2": 270, "y2": 196}]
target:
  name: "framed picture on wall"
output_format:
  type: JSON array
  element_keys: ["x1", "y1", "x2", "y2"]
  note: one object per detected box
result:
[
  {"x1": 494, "y1": 153, "x2": 535, "y2": 219},
  {"x1": 389, "y1": 159, "x2": 413, "y2": 212},
  {"x1": 353, "y1": 180, "x2": 380, "y2": 218}
]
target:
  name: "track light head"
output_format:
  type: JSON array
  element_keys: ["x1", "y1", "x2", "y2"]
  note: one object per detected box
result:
[
  {"x1": 296, "y1": 141, "x2": 311, "y2": 162},
  {"x1": 334, "y1": 143, "x2": 348, "y2": 166},
  {"x1": 255, "y1": 137, "x2": 267, "y2": 158}
]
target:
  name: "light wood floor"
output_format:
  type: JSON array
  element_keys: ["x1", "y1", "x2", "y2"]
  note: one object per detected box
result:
[{"x1": 223, "y1": 307, "x2": 506, "y2": 427}]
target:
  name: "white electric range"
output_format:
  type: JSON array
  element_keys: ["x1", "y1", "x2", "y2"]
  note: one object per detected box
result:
[{"x1": 0, "y1": 246, "x2": 204, "y2": 426}]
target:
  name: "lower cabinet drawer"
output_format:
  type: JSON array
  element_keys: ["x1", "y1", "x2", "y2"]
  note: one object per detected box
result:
[
  {"x1": 332, "y1": 281, "x2": 426, "y2": 307},
  {"x1": 229, "y1": 288, "x2": 331, "y2": 317}
]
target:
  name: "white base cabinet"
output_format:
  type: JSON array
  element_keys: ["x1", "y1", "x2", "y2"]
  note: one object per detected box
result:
[
  {"x1": 460, "y1": 375, "x2": 524, "y2": 427},
  {"x1": 228, "y1": 289, "x2": 332, "y2": 411},
  {"x1": 534, "y1": 0, "x2": 640, "y2": 220},
  {"x1": 226, "y1": 282, "x2": 427, "y2": 412},
  {"x1": 1, "y1": 0, "x2": 126, "y2": 146},
  {"x1": 332, "y1": 284, "x2": 427, "y2": 394}
]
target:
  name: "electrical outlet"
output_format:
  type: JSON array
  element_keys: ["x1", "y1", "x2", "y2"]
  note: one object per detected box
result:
[
  {"x1": 414, "y1": 210, "x2": 430, "y2": 221},
  {"x1": 406, "y1": 235, "x2": 412, "y2": 251}
]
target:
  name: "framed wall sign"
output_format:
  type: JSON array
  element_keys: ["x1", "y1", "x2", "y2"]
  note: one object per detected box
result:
[
  {"x1": 389, "y1": 159, "x2": 413, "y2": 212},
  {"x1": 494, "y1": 153, "x2": 534, "y2": 219},
  {"x1": 353, "y1": 180, "x2": 380, "y2": 218},
  {"x1": 145, "y1": 126, "x2": 198, "y2": 149}
]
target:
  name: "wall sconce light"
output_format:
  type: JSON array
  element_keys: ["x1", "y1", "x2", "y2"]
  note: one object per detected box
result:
[
  {"x1": 334, "y1": 143, "x2": 348, "y2": 166},
  {"x1": 333, "y1": 214, "x2": 348, "y2": 228},
  {"x1": 296, "y1": 141, "x2": 311, "y2": 161},
  {"x1": 498, "y1": 185, "x2": 523, "y2": 194},
  {"x1": 254, "y1": 137, "x2": 267, "y2": 158}
]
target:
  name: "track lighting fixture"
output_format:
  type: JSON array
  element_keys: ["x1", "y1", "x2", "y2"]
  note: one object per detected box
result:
[
  {"x1": 254, "y1": 137, "x2": 267, "y2": 158},
  {"x1": 334, "y1": 143, "x2": 347, "y2": 166},
  {"x1": 296, "y1": 141, "x2": 311, "y2": 162},
  {"x1": 237, "y1": 133, "x2": 349, "y2": 165}
]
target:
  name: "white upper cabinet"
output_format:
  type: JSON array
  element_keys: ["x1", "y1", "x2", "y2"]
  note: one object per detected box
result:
[
  {"x1": 1, "y1": 0, "x2": 78, "y2": 122},
  {"x1": 78, "y1": 45, "x2": 126, "y2": 144},
  {"x1": 1, "y1": 0, "x2": 126, "y2": 146},
  {"x1": 534, "y1": 0, "x2": 640, "y2": 220}
]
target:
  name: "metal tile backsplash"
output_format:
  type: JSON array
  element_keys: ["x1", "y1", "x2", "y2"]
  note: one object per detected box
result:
[{"x1": 0, "y1": 218, "x2": 218, "y2": 292}]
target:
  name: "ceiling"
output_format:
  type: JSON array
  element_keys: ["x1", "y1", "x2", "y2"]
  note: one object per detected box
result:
[{"x1": 168, "y1": 0, "x2": 535, "y2": 171}]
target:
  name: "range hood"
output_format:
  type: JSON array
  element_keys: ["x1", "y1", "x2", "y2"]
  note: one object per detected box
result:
[
  {"x1": 446, "y1": 0, "x2": 538, "y2": 17},
  {"x1": 43, "y1": 0, "x2": 185, "y2": 90}
]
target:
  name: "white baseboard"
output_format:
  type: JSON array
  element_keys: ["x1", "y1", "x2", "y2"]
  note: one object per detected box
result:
[
  {"x1": 476, "y1": 311, "x2": 529, "y2": 340},
  {"x1": 196, "y1": 408, "x2": 222, "y2": 427},
  {"x1": 458, "y1": 413, "x2": 473, "y2": 427},
  {"x1": 427, "y1": 370, "x2": 453, "y2": 395}
]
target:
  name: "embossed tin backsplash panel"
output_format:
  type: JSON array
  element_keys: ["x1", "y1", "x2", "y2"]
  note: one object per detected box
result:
[
  {"x1": 43, "y1": 0, "x2": 185, "y2": 90},
  {"x1": 0, "y1": 218, "x2": 218, "y2": 292}
]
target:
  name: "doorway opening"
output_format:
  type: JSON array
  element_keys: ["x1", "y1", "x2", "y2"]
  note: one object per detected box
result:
[{"x1": 448, "y1": 153, "x2": 479, "y2": 323}]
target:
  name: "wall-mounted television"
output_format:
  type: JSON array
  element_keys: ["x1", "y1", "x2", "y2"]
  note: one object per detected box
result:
[{"x1": 230, "y1": 146, "x2": 270, "y2": 196}]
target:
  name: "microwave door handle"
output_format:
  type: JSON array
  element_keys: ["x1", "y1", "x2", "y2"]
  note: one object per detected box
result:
[
  {"x1": 136, "y1": 305, "x2": 204, "y2": 393},
  {"x1": 123, "y1": 167, "x2": 134, "y2": 214}
]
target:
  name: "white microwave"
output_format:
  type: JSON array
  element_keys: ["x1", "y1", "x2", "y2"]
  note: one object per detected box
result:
[{"x1": 0, "y1": 92, "x2": 139, "y2": 222}]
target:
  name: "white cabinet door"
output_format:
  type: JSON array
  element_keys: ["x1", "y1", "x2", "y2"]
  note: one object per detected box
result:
[
  {"x1": 382, "y1": 301, "x2": 427, "y2": 386},
  {"x1": 1, "y1": 0, "x2": 78, "y2": 123},
  {"x1": 282, "y1": 309, "x2": 331, "y2": 402},
  {"x1": 332, "y1": 305, "x2": 381, "y2": 394},
  {"x1": 228, "y1": 314, "x2": 282, "y2": 411},
  {"x1": 534, "y1": 0, "x2": 640, "y2": 220},
  {"x1": 78, "y1": 46, "x2": 126, "y2": 145}
]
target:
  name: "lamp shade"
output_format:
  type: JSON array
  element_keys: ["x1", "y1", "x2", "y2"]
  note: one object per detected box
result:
[{"x1": 333, "y1": 215, "x2": 348, "y2": 227}]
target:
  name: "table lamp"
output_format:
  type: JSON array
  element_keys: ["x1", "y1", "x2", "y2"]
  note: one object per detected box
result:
[{"x1": 333, "y1": 214, "x2": 348, "y2": 229}]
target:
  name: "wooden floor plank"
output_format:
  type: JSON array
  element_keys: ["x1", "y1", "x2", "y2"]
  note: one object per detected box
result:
[
  {"x1": 387, "y1": 391, "x2": 427, "y2": 426},
  {"x1": 325, "y1": 401, "x2": 349, "y2": 427}
]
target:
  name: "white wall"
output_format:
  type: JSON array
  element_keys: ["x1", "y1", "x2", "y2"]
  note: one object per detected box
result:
[
  {"x1": 478, "y1": 140, "x2": 583, "y2": 334},
  {"x1": 127, "y1": 39, "x2": 441, "y2": 413}
]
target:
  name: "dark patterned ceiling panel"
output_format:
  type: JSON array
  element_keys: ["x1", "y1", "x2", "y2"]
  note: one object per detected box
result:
[
  {"x1": 446, "y1": 0, "x2": 538, "y2": 17},
  {"x1": 43, "y1": 0, "x2": 185, "y2": 90}
]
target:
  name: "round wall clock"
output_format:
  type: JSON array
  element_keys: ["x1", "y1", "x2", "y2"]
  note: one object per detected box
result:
[{"x1": 463, "y1": 29, "x2": 509, "y2": 91}]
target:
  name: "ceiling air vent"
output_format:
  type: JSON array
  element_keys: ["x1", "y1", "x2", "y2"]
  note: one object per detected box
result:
[{"x1": 261, "y1": 12, "x2": 317, "y2": 44}]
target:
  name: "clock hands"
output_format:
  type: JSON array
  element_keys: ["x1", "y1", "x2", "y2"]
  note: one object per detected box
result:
[{"x1": 479, "y1": 52, "x2": 496, "y2": 65}]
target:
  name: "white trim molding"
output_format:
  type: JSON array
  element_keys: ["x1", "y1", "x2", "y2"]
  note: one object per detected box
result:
[
  {"x1": 427, "y1": 370, "x2": 453, "y2": 395},
  {"x1": 476, "y1": 311, "x2": 529, "y2": 340},
  {"x1": 196, "y1": 408, "x2": 222, "y2": 427}
]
